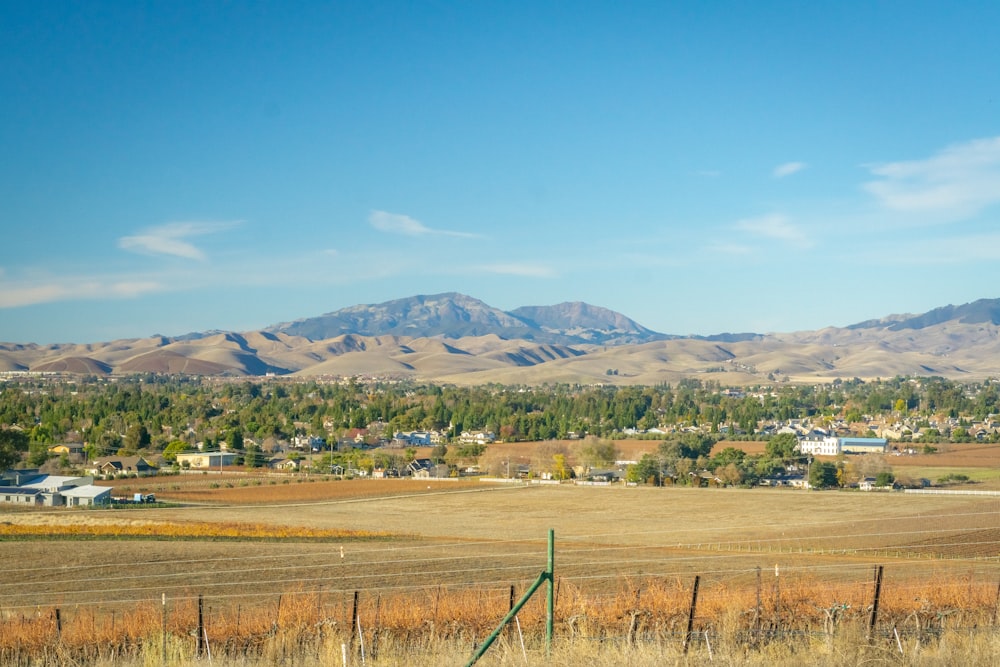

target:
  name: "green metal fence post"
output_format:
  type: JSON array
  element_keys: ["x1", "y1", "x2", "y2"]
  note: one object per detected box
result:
[
  {"x1": 547, "y1": 528, "x2": 554, "y2": 655},
  {"x1": 465, "y1": 530, "x2": 555, "y2": 667}
]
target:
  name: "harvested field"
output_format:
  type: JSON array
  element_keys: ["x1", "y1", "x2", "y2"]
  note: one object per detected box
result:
[
  {"x1": 5, "y1": 480, "x2": 1000, "y2": 665},
  {"x1": 6, "y1": 484, "x2": 1000, "y2": 604},
  {"x1": 100, "y1": 474, "x2": 484, "y2": 504},
  {"x1": 890, "y1": 442, "x2": 1000, "y2": 467}
]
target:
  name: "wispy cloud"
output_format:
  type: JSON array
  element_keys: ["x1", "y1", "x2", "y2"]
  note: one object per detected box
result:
[
  {"x1": 478, "y1": 263, "x2": 557, "y2": 278},
  {"x1": 368, "y1": 210, "x2": 482, "y2": 238},
  {"x1": 863, "y1": 136, "x2": 1000, "y2": 218},
  {"x1": 865, "y1": 232, "x2": 1000, "y2": 266},
  {"x1": 0, "y1": 277, "x2": 163, "y2": 308},
  {"x1": 773, "y1": 161, "x2": 806, "y2": 178},
  {"x1": 734, "y1": 214, "x2": 812, "y2": 248},
  {"x1": 118, "y1": 220, "x2": 241, "y2": 260}
]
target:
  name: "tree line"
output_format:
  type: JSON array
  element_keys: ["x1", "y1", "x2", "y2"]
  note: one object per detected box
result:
[{"x1": 0, "y1": 374, "x2": 998, "y2": 471}]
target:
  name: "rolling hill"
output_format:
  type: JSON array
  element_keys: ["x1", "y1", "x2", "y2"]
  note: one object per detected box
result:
[{"x1": 3, "y1": 294, "x2": 1000, "y2": 384}]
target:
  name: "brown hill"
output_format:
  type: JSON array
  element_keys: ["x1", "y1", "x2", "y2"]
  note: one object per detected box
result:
[
  {"x1": 118, "y1": 350, "x2": 233, "y2": 375},
  {"x1": 5, "y1": 297, "x2": 1000, "y2": 384},
  {"x1": 31, "y1": 356, "x2": 112, "y2": 375}
]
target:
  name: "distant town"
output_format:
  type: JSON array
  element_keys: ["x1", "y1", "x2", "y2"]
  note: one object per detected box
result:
[{"x1": 2, "y1": 373, "x2": 998, "y2": 506}]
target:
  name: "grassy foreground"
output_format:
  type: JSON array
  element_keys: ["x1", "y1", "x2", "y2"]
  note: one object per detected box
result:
[
  {"x1": 3, "y1": 576, "x2": 1000, "y2": 666},
  {"x1": 4, "y1": 618, "x2": 1000, "y2": 666}
]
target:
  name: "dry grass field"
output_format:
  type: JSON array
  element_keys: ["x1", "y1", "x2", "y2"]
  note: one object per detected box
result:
[{"x1": 5, "y1": 446, "x2": 1000, "y2": 665}]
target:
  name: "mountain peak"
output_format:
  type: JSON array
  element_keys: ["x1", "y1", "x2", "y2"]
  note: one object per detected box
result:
[
  {"x1": 848, "y1": 298, "x2": 1000, "y2": 331},
  {"x1": 266, "y1": 293, "x2": 664, "y2": 346}
]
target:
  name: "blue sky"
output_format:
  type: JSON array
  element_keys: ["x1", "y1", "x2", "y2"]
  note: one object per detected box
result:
[{"x1": 3, "y1": 2, "x2": 1000, "y2": 344}]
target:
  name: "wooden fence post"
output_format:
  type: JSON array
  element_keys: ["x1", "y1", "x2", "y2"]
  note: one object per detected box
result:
[
  {"x1": 196, "y1": 594, "x2": 204, "y2": 657},
  {"x1": 868, "y1": 565, "x2": 884, "y2": 641},
  {"x1": 992, "y1": 578, "x2": 1000, "y2": 626},
  {"x1": 371, "y1": 593, "x2": 382, "y2": 660},
  {"x1": 349, "y1": 590, "x2": 359, "y2": 656},
  {"x1": 682, "y1": 575, "x2": 701, "y2": 655}
]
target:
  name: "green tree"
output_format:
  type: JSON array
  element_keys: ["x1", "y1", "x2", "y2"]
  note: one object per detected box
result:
[
  {"x1": 245, "y1": 443, "x2": 263, "y2": 468},
  {"x1": 765, "y1": 433, "x2": 799, "y2": 461},
  {"x1": 809, "y1": 461, "x2": 839, "y2": 489},
  {"x1": 875, "y1": 471, "x2": 895, "y2": 487},
  {"x1": 711, "y1": 446, "x2": 746, "y2": 469},
  {"x1": 0, "y1": 429, "x2": 30, "y2": 469},
  {"x1": 626, "y1": 453, "x2": 661, "y2": 485},
  {"x1": 124, "y1": 424, "x2": 151, "y2": 451},
  {"x1": 162, "y1": 439, "x2": 190, "y2": 463},
  {"x1": 228, "y1": 428, "x2": 245, "y2": 451},
  {"x1": 27, "y1": 441, "x2": 51, "y2": 467}
]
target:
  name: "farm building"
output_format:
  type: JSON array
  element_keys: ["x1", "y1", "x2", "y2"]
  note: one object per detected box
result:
[
  {"x1": 840, "y1": 437, "x2": 888, "y2": 454},
  {"x1": 0, "y1": 470, "x2": 111, "y2": 507},
  {"x1": 797, "y1": 436, "x2": 888, "y2": 456},
  {"x1": 176, "y1": 452, "x2": 239, "y2": 469}
]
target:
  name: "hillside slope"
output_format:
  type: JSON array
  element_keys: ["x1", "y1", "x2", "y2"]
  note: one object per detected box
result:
[{"x1": 3, "y1": 296, "x2": 1000, "y2": 384}]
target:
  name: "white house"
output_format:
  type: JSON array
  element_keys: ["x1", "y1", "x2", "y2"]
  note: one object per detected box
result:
[{"x1": 797, "y1": 436, "x2": 840, "y2": 456}]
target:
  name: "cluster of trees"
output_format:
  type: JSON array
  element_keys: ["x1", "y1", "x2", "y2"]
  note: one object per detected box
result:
[
  {"x1": 625, "y1": 432, "x2": 801, "y2": 487},
  {"x1": 623, "y1": 432, "x2": 900, "y2": 490},
  {"x1": 1, "y1": 374, "x2": 998, "y2": 471}
]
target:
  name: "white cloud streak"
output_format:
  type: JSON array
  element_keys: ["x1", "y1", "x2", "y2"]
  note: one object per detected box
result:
[
  {"x1": 478, "y1": 263, "x2": 557, "y2": 278},
  {"x1": 866, "y1": 232, "x2": 1000, "y2": 266},
  {"x1": 773, "y1": 162, "x2": 806, "y2": 178},
  {"x1": 118, "y1": 220, "x2": 241, "y2": 260},
  {"x1": 733, "y1": 214, "x2": 812, "y2": 248},
  {"x1": 863, "y1": 136, "x2": 1000, "y2": 218},
  {"x1": 368, "y1": 210, "x2": 482, "y2": 238},
  {"x1": 0, "y1": 278, "x2": 163, "y2": 308}
]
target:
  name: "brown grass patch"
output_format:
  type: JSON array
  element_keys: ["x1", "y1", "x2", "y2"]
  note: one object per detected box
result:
[{"x1": 102, "y1": 475, "x2": 484, "y2": 504}]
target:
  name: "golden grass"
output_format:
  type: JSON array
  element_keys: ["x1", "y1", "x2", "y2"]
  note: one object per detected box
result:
[
  {"x1": 3, "y1": 573, "x2": 1000, "y2": 666},
  {"x1": 8, "y1": 477, "x2": 1000, "y2": 664},
  {"x1": 0, "y1": 519, "x2": 389, "y2": 540}
]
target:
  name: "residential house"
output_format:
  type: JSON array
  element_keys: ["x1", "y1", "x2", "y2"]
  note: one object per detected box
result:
[
  {"x1": 458, "y1": 431, "x2": 495, "y2": 445},
  {"x1": 88, "y1": 456, "x2": 158, "y2": 478},
  {"x1": 48, "y1": 442, "x2": 86, "y2": 457},
  {"x1": 269, "y1": 457, "x2": 300, "y2": 471},
  {"x1": 405, "y1": 459, "x2": 449, "y2": 478},
  {"x1": 393, "y1": 431, "x2": 433, "y2": 447},
  {"x1": 759, "y1": 473, "x2": 809, "y2": 488},
  {"x1": 406, "y1": 459, "x2": 434, "y2": 477}
]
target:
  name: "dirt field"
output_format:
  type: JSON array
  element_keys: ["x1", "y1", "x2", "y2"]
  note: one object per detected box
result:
[
  {"x1": 7, "y1": 440, "x2": 1000, "y2": 664},
  {"x1": 6, "y1": 439, "x2": 1000, "y2": 620},
  {"x1": 5, "y1": 481, "x2": 1000, "y2": 615},
  {"x1": 101, "y1": 474, "x2": 485, "y2": 504}
]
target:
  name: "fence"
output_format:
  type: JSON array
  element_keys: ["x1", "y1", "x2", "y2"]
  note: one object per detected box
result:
[{"x1": 4, "y1": 528, "x2": 1000, "y2": 665}]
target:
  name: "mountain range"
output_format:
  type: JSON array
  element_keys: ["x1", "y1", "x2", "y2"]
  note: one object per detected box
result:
[{"x1": 3, "y1": 293, "x2": 1000, "y2": 385}]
